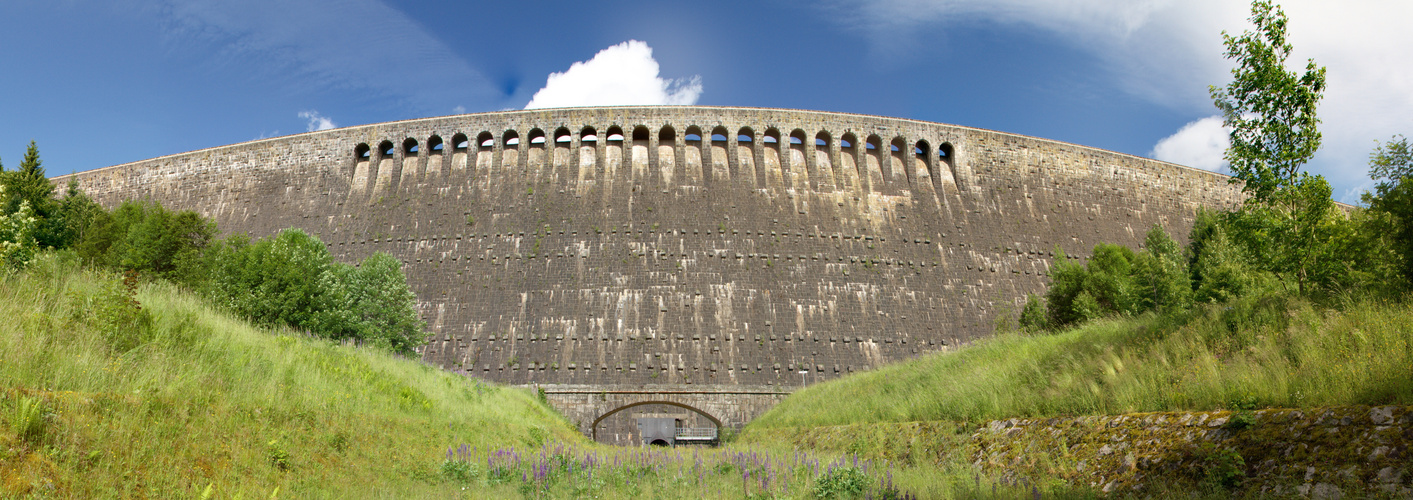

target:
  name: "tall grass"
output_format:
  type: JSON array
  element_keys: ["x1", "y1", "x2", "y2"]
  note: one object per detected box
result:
[
  {"x1": 746, "y1": 292, "x2": 1413, "y2": 429},
  {"x1": 0, "y1": 254, "x2": 582, "y2": 497}
]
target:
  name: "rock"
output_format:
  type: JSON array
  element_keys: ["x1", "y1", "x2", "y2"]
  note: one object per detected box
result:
[
  {"x1": 1311, "y1": 482, "x2": 1343, "y2": 500},
  {"x1": 1370, "y1": 446, "x2": 1390, "y2": 461},
  {"x1": 1371, "y1": 406, "x2": 1396, "y2": 425},
  {"x1": 1099, "y1": 444, "x2": 1113, "y2": 456},
  {"x1": 1377, "y1": 467, "x2": 1402, "y2": 484}
]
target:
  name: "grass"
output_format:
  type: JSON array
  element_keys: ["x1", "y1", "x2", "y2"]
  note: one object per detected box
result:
[
  {"x1": 0, "y1": 253, "x2": 582, "y2": 497},
  {"x1": 744, "y1": 292, "x2": 1413, "y2": 430}
]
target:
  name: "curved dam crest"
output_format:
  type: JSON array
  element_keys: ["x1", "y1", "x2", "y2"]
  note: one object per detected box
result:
[{"x1": 56, "y1": 106, "x2": 1243, "y2": 441}]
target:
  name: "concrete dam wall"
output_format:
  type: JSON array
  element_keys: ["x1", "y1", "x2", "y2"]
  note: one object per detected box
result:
[{"x1": 57, "y1": 106, "x2": 1244, "y2": 392}]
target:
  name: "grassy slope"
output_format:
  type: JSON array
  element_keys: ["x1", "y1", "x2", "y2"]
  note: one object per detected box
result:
[
  {"x1": 0, "y1": 255, "x2": 583, "y2": 498},
  {"x1": 744, "y1": 293, "x2": 1413, "y2": 432}
]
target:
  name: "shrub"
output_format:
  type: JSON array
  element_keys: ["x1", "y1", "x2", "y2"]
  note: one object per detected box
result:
[
  {"x1": 1194, "y1": 444, "x2": 1245, "y2": 490},
  {"x1": 813, "y1": 467, "x2": 870, "y2": 499},
  {"x1": 0, "y1": 194, "x2": 39, "y2": 271}
]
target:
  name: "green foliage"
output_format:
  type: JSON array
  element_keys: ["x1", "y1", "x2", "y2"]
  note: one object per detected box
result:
[
  {"x1": 75, "y1": 199, "x2": 217, "y2": 281},
  {"x1": 1210, "y1": 0, "x2": 1326, "y2": 204},
  {"x1": 205, "y1": 229, "x2": 426, "y2": 352},
  {"x1": 1210, "y1": 1, "x2": 1336, "y2": 296},
  {"x1": 266, "y1": 439, "x2": 291, "y2": 471},
  {"x1": 0, "y1": 189, "x2": 39, "y2": 271},
  {"x1": 812, "y1": 467, "x2": 871, "y2": 499},
  {"x1": 1046, "y1": 225, "x2": 1190, "y2": 329},
  {"x1": 1194, "y1": 444, "x2": 1245, "y2": 491},
  {"x1": 207, "y1": 229, "x2": 345, "y2": 336},
  {"x1": 1364, "y1": 135, "x2": 1413, "y2": 287},
  {"x1": 747, "y1": 291, "x2": 1413, "y2": 428},
  {"x1": 8, "y1": 394, "x2": 51, "y2": 445},
  {"x1": 328, "y1": 252, "x2": 427, "y2": 355},
  {"x1": 439, "y1": 459, "x2": 479, "y2": 483},
  {"x1": 1017, "y1": 294, "x2": 1048, "y2": 332},
  {"x1": 1133, "y1": 224, "x2": 1192, "y2": 312},
  {"x1": 0, "y1": 256, "x2": 580, "y2": 496},
  {"x1": 93, "y1": 271, "x2": 154, "y2": 353},
  {"x1": 1190, "y1": 214, "x2": 1269, "y2": 303}
]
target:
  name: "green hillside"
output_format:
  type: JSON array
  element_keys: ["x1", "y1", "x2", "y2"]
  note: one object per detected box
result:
[
  {"x1": 743, "y1": 293, "x2": 1413, "y2": 432},
  {"x1": 0, "y1": 255, "x2": 582, "y2": 498}
]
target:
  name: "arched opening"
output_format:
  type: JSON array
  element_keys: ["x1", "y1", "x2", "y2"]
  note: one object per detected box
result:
[
  {"x1": 527, "y1": 128, "x2": 546, "y2": 146},
  {"x1": 476, "y1": 131, "x2": 494, "y2": 150},
  {"x1": 502, "y1": 130, "x2": 520, "y2": 147},
  {"x1": 814, "y1": 131, "x2": 833, "y2": 185},
  {"x1": 403, "y1": 138, "x2": 419, "y2": 156},
  {"x1": 451, "y1": 133, "x2": 469, "y2": 152},
  {"x1": 427, "y1": 135, "x2": 444, "y2": 153},
  {"x1": 788, "y1": 130, "x2": 806, "y2": 145},
  {"x1": 890, "y1": 136, "x2": 909, "y2": 185},
  {"x1": 378, "y1": 140, "x2": 395, "y2": 159},
  {"x1": 864, "y1": 135, "x2": 884, "y2": 191},
  {"x1": 578, "y1": 127, "x2": 598, "y2": 176},
  {"x1": 606, "y1": 126, "x2": 625, "y2": 142},
  {"x1": 632, "y1": 126, "x2": 651, "y2": 142},
  {"x1": 354, "y1": 143, "x2": 371, "y2": 160},
  {"x1": 762, "y1": 128, "x2": 780, "y2": 145},
  {"x1": 840, "y1": 133, "x2": 857, "y2": 151},
  {"x1": 553, "y1": 127, "x2": 572, "y2": 144},
  {"x1": 649, "y1": 439, "x2": 670, "y2": 447},
  {"x1": 939, "y1": 142, "x2": 954, "y2": 167},
  {"x1": 683, "y1": 125, "x2": 703, "y2": 183},
  {"x1": 658, "y1": 125, "x2": 676, "y2": 142},
  {"x1": 915, "y1": 139, "x2": 935, "y2": 192},
  {"x1": 590, "y1": 400, "x2": 724, "y2": 444}
]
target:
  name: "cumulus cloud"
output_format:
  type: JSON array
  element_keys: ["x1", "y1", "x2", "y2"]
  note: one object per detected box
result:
[
  {"x1": 1151, "y1": 116, "x2": 1228, "y2": 171},
  {"x1": 298, "y1": 110, "x2": 336, "y2": 132},
  {"x1": 822, "y1": 0, "x2": 1413, "y2": 202},
  {"x1": 525, "y1": 40, "x2": 702, "y2": 109}
]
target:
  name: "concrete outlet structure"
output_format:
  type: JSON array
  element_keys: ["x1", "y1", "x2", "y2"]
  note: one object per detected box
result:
[{"x1": 56, "y1": 106, "x2": 1243, "y2": 443}]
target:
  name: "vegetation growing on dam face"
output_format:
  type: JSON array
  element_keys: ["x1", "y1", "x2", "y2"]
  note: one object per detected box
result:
[{"x1": 0, "y1": 144, "x2": 429, "y2": 355}]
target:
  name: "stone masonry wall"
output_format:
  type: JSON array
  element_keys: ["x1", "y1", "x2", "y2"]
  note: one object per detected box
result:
[
  {"x1": 54, "y1": 106, "x2": 1245, "y2": 389},
  {"x1": 740, "y1": 406, "x2": 1413, "y2": 498}
]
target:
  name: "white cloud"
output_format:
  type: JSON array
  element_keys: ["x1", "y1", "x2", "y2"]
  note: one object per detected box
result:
[
  {"x1": 298, "y1": 110, "x2": 336, "y2": 132},
  {"x1": 1151, "y1": 116, "x2": 1228, "y2": 171},
  {"x1": 453, "y1": 105, "x2": 467, "y2": 114},
  {"x1": 824, "y1": 0, "x2": 1413, "y2": 203},
  {"x1": 525, "y1": 40, "x2": 702, "y2": 109}
]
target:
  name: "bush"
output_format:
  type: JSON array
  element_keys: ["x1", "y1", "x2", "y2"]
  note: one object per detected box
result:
[
  {"x1": 0, "y1": 193, "x2": 39, "y2": 271},
  {"x1": 207, "y1": 229, "x2": 345, "y2": 336},
  {"x1": 75, "y1": 199, "x2": 216, "y2": 282},
  {"x1": 205, "y1": 229, "x2": 426, "y2": 352},
  {"x1": 813, "y1": 467, "x2": 871, "y2": 499},
  {"x1": 1017, "y1": 294, "x2": 1047, "y2": 332}
]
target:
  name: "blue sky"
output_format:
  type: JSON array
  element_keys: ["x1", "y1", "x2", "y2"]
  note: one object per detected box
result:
[{"x1": 2, "y1": 1, "x2": 1410, "y2": 203}]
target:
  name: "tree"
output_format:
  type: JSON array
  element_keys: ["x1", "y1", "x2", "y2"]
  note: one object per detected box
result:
[
  {"x1": 1133, "y1": 225, "x2": 1191, "y2": 311},
  {"x1": 331, "y1": 252, "x2": 427, "y2": 355},
  {"x1": 0, "y1": 141, "x2": 64, "y2": 249},
  {"x1": 1210, "y1": 1, "x2": 1331, "y2": 295},
  {"x1": 1364, "y1": 135, "x2": 1413, "y2": 286}
]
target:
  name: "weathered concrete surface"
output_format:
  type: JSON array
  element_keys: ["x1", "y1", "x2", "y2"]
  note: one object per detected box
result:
[
  {"x1": 54, "y1": 106, "x2": 1244, "y2": 424},
  {"x1": 532, "y1": 383, "x2": 789, "y2": 445}
]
